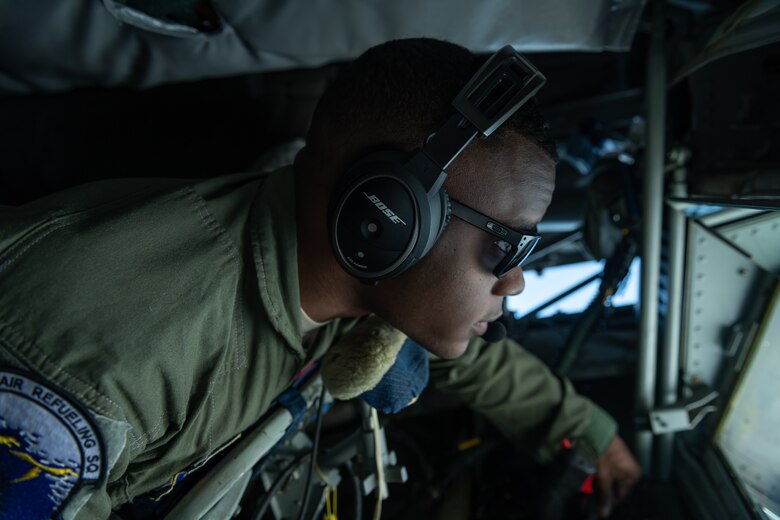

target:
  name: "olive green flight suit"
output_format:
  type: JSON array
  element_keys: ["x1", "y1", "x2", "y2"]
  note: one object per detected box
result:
[{"x1": 0, "y1": 167, "x2": 615, "y2": 518}]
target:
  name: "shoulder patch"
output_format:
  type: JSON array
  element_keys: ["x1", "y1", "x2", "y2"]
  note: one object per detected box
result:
[{"x1": 0, "y1": 368, "x2": 105, "y2": 520}]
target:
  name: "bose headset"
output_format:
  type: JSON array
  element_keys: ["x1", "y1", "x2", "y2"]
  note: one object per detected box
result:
[{"x1": 329, "y1": 46, "x2": 546, "y2": 285}]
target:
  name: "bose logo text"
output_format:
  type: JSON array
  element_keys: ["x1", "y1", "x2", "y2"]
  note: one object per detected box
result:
[{"x1": 364, "y1": 193, "x2": 407, "y2": 225}]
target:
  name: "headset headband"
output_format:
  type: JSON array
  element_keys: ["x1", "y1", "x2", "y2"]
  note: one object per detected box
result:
[{"x1": 408, "y1": 46, "x2": 547, "y2": 195}]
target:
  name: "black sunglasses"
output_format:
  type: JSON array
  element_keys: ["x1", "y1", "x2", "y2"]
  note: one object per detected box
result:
[{"x1": 449, "y1": 199, "x2": 540, "y2": 278}]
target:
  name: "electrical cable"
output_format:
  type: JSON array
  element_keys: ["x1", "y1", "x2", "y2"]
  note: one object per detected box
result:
[
  {"x1": 370, "y1": 407, "x2": 385, "y2": 520},
  {"x1": 252, "y1": 451, "x2": 310, "y2": 520},
  {"x1": 555, "y1": 234, "x2": 637, "y2": 375},
  {"x1": 344, "y1": 463, "x2": 362, "y2": 520},
  {"x1": 296, "y1": 382, "x2": 328, "y2": 520}
]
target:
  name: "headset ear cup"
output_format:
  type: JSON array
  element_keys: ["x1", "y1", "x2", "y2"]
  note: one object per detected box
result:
[
  {"x1": 425, "y1": 187, "x2": 452, "y2": 246},
  {"x1": 329, "y1": 151, "x2": 450, "y2": 283},
  {"x1": 329, "y1": 152, "x2": 424, "y2": 283},
  {"x1": 436, "y1": 188, "x2": 452, "y2": 241}
]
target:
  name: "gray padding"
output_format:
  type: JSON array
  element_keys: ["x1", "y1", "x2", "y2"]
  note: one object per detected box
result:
[{"x1": 0, "y1": 0, "x2": 645, "y2": 93}]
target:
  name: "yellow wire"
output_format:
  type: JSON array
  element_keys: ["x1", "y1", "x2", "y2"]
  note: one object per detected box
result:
[
  {"x1": 314, "y1": 463, "x2": 330, "y2": 486},
  {"x1": 320, "y1": 463, "x2": 339, "y2": 520},
  {"x1": 457, "y1": 437, "x2": 481, "y2": 451},
  {"x1": 323, "y1": 486, "x2": 338, "y2": 520}
]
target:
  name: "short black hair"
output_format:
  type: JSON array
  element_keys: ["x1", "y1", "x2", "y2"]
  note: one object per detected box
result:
[{"x1": 307, "y1": 38, "x2": 557, "y2": 162}]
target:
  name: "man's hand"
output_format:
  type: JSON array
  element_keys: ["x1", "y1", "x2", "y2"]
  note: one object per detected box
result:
[{"x1": 593, "y1": 435, "x2": 642, "y2": 517}]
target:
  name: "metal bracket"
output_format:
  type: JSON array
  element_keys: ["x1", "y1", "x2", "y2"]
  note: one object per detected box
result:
[
  {"x1": 649, "y1": 385, "x2": 719, "y2": 435},
  {"x1": 361, "y1": 448, "x2": 409, "y2": 495},
  {"x1": 357, "y1": 404, "x2": 408, "y2": 498}
]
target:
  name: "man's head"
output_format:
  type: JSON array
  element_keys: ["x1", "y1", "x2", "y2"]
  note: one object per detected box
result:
[
  {"x1": 295, "y1": 38, "x2": 556, "y2": 358},
  {"x1": 303, "y1": 38, "x2": 557, "y2": 178}
]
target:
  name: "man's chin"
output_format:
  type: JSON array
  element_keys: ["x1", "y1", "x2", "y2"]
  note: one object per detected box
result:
[{"x1": 421, "y1": 338, "x2": 470, "y2": 360}]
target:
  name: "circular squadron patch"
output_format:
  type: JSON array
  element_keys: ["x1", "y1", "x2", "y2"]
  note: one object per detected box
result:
[{"x1": 0, "y1": 368, "x2": 104, "y2": 520}]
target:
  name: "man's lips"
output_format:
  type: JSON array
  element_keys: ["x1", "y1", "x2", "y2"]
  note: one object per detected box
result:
[
  {"x1": 473, "y1": 321, "x2": 489, "y2": 335},
  {"x1": 474, "y1": 312, "x2": 504, "y2": 335}
]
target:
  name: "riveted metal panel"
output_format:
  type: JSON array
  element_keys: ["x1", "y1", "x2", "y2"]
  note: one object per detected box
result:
[
  {"x1": 681, "y1": 222, "x2": 766, "y2": 387},
  {"x1": 715, "y1": 212, "x2": 780, "y2": 276}
]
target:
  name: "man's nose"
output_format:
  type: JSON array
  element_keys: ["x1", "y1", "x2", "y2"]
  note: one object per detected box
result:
[{"x1": 494, "y1": 266, "x2": 525, "y2": 296}]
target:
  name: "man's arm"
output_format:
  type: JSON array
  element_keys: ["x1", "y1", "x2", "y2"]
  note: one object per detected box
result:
[
  {"x1": 428, "y1": 336, "x2": 615, "y2": 461},
  {"x1": 428, "y1": 335, "x2": 640, "y2": 516}
]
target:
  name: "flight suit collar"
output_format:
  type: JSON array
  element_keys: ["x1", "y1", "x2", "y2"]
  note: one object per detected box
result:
[{"x1": 249, "y1": 166, "x2": 306, "y2": 359}]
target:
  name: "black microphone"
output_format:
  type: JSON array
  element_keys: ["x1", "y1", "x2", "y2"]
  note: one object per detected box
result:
[{"x1": 483, "y1": 319, "x2": 507, "y2": 343}]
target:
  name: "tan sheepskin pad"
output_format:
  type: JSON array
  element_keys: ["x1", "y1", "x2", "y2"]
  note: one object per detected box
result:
[{"x1": 321, "y1": 315, "x2": 407, "y2": 400}]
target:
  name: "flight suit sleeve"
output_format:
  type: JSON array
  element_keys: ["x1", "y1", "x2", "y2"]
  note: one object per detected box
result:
[
  {"x1": 428, "y1": 336, "x2": 617, "y2": 463},
  {"x1": 0, "y1": 176, "x2": 263, "y2": 517}
]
